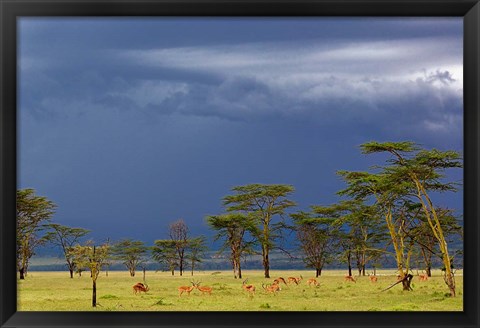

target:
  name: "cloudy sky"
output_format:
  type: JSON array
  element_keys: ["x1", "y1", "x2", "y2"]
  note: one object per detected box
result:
[{"x1": 18, "y1": 18, "x2": 463, "y2": 245}]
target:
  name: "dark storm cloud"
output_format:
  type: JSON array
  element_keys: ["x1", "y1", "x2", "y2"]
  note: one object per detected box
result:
[{"x1": 18, "y1": 18, "x2": 463, "y2": 242}]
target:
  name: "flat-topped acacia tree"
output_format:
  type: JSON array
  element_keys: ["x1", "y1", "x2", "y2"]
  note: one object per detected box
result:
[
  {"x1": 206, "y1": 212, "x2": 256, "y2": 279},
  {"x1": 340, "y1": 141, "x2": 461, "y2": 296},
  {"x1": 16, "y1": 189, "x2": 57, "y2": 279},
  {"x1": 223, "y1": 184, "x2": 296, "y2": 278},
  {"x1": 111, "y1": 239, "x2": 148, "y2": 277},
  {"x1": 44, "y1": 224, "x2": 90, "y2": 278},
  {"x1": 291, "y1": 210, "x2": 338, "y2": 278}
]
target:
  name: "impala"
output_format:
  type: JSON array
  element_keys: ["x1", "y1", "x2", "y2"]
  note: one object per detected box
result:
[
  {"x1": 419, "y1": 274, "x2": 428, "y2": 281},
  {"x1": 262, "y1": 283, "x2": 280, "y2": 294},
  {"x1": 369, "y1": 275, "x2": 378, "y2": 283},
  {"x1": 242, "y1": 279, "x2": 256, "y2": 295},
  {"x1": 344, "y1": 275, "x2": 356, "y2": 283},
  {"x1": 195, "y1": 282, "x2": 213, "y2": 295},
  {"x1": 132, "y1": 282, "x2": 149, "y2": 294},
  {"x1": 178, "y1": 281, "x2": 196, "y2": 296},
  {"x1": 273, "y1": 277, "x2": 288, "y2": 286},
  {"x1": 287, "y1": 275, "x2": 303, "y2": 285},
  {"x1": 306, "y1": 278, "x2": 319, "y2": 287}
]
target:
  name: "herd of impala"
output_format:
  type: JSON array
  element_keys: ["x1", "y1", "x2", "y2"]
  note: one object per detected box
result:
[{"x1": 131, "y1": 272, "x2": 430, "y2": 296}]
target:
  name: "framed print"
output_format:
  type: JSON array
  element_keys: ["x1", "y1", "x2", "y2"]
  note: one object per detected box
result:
[{"x1": 1, "y1": 0, "x2": 479, "y2": 327}]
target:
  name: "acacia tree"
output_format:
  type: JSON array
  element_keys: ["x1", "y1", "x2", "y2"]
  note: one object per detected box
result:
[
  {"x1": 44, "y1": 224, "x2": 90, "y2": 278},
  {"x1": 361, "y1": 141, "x2": 462, "y2": 297},
  {"x1": 112, "y1": 239, "x2": 148, "y2": 277},
  {"x1": 206, "y1": 213, "x2": 256, "y2": 278},
  {"x1": 291, "y1": 211, "x2": 338, "y2": 277},
  {"x1": 169, "y1": 219, "x2": 189, "y2": 276},
  {"x1": 186, "y1": 236, "x2": 208, "y2": 276},
  {"x1": 406, "y1": 207, "x2": 461, "y2": 277},
  {"x1": 223, "y1": 184, "x2": 296, "y2": 278},
  {"x1": 69, "y1": 242, "x2": 109, "y2": 307},
  {"x1": 302, "y1": 200, "x2": 385, "y2": 277},
  {"x1": 344, "y1": 202, "x2": 388, "y2": 276},
  {"x1": 152, "y1": 240, "x2": 178, "y2": 275},
  {"x1": 338, "y1": 170, "x2": 416, "y2": 290},
  {"x1": 16, "y1": 189, "x2": 56, "y2": 279}
]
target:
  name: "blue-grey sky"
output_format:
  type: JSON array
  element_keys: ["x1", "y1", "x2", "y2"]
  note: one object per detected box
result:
[{"x1": 18, "y1": 18, "x2": 463, "y2": 245}]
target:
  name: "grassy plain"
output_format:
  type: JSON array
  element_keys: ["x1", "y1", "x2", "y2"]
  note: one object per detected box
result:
[{"x1": 17, "y1": 269, "x2": 463, "y2": 311}]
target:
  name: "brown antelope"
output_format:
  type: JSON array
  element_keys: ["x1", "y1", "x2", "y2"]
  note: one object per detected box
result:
[
  {"x1": 242, "y1": 279, "x2": 256, "y2": 296},
  {"x1": 369, "y1": 275, "x2": 378, "y2": 283},
  {"x1": 273, "y1": 277, "x2": 288, "y2": 286},
  {"x1": 195, "y1": 282, "x2": 213, "y2": 295},
  {"x1": 133, "y1": 282, "x2": 149, "y2": 294},
  {"x1": 306, "y1": 278, "x2": 319, "y2": 287},
  {"x1": 178, "y1": 281, "x2": 196, "y2": 296},
  {"x1": 344, "y1": 275, "x2": 356, "y2": 283},
  {"x1": 419, "y1": 274, "x2": 428, "y2": 281},
  {"x1": 287, "y1": 275, "x2": 303, "y2": 285},
  {"x1": 262, "y1": 283, "x2": 281, "y2": 294}
]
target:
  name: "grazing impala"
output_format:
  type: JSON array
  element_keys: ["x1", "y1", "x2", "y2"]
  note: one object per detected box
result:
[
  {"x1": 306, "y1": 278, "x2": 319, "y2": 287},
  {"x1": 133, "y1": 282, "x2": 149, "y2": 294},
  {"x1": 419, "y1": 274, "x2": 428, "y2": 281},
  {"x1": 195, "y1": 282, "x2": 213, "y2": 295},
  {"x1": 273, "y1": 277, "x2": 288, "y2": 286},
  {"x1": 344, "y1": 275, "x2": 356, "y2": 283},
  {"x1": 178, "y1": 281, "x2": 196, "y2": 296},
  {"x1": 287, "y1": 275, "x2": 303, "y2": 285},
  {"x1": 369, "y1": 275, "x2": 378, "y2": 283},
  {"x1": 242, "y1": 279, "x2": 256, "y2": 296},
  {"x1": 262, "y1": 283, "x2": 281, "y2": 294}
]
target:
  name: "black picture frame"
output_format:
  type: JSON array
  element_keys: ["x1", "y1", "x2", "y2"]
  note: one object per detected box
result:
[{"x1": 1, "y1": 0, "x2": 479, "y2": 327}]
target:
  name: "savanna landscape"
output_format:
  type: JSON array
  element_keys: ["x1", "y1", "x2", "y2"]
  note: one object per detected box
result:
[
  {"x1": 17, "y1": 18, "x2": 464, "y2": 312},
  {"x1": 17, "y1": 141, "x2": 464, "y2": 311},
  {"x1": 18, "y1": 270, "x2": 463, "y2": 311}
]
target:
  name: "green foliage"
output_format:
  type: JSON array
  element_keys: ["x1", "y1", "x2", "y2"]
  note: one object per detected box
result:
[
  {"x1": 291, "y1": 210, "x2": 338, "y2": 273},
  {"x1": 152, "y1": 240, "x2": 178, "y2": 274},
  {"x1": 44, "y1": 224, "x2": 90, "y2": 277},
  {"x1": 206, "y1": 213, "x2": 256, "y2": 277},
  {"x1": 187, "y1": 236, "x2": 208, "y2": 275},
  {"x1": 111, "y1": 239, "x2": 148, "y2": 277},
  {"x1": 68, "y1": 242, "x2": 109, "y2": 280},
  {"x1": 222, "y1": 184, "x2": 296, "y2": 277},
  {"x1": 16, "y1": 189, "x2": 57, "y2": 278},
  {"x1": 340, "y1": 141, "x2": 462, "y2": 296}
]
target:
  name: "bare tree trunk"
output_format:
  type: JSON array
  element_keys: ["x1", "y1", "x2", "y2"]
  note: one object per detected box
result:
[
  {"x1": 92, "y1": 280, "x2": 97, "y2": 307},
  {"x1": 19, "y1": 268, "x2": 25, "y2": 280},
  {"x1": 69, "y1": 269, "x2": 74, "y2": 279},
  {"x1": 426, "y1": 266, "x2": 432, "y2": 277},
  {"x1": 347, "y1": 251, "x2": 352, "y2": 277},
  {"x1": 262, "y1": 246, "x2": 270, "y2": 278},
  {"x1": 401, "y1": 274, "x2": 413, "y2": 291}
]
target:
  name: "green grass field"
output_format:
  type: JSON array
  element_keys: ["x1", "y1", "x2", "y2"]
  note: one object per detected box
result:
[{"x1": 17, "y1": 270, "x2": 463, "y2": 311}]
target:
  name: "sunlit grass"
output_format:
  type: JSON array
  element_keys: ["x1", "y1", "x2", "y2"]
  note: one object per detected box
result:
[{"x1": 17, "y1": 269, "x2": 463, "y2": 311}]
